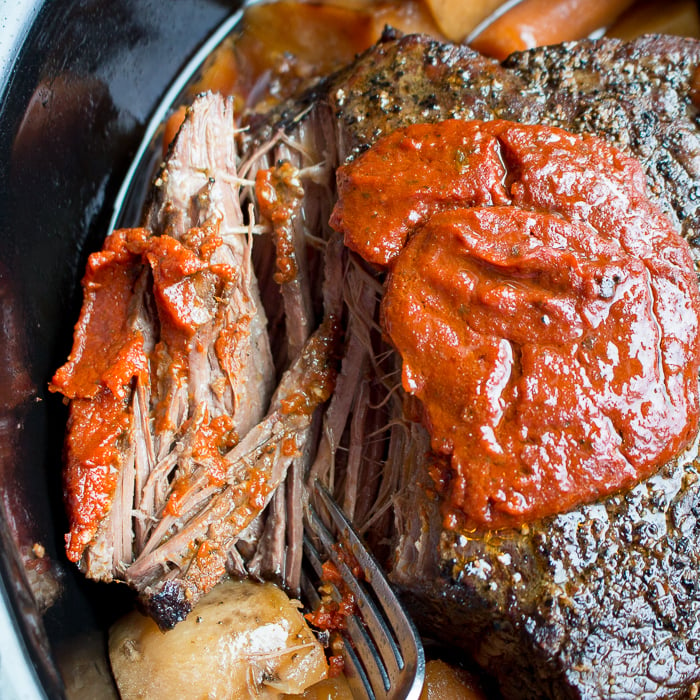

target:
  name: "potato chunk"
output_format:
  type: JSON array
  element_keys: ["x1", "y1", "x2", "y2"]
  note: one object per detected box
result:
[
  {"x1": 109, "y1": 580, "x2": 328, "y2": 699},
  {"x1": 420, "y1": 659, "x2": 487, "y2": 699}
]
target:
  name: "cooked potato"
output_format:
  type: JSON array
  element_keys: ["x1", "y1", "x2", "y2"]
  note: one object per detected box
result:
[
  {"x1": 420, "y1": 659, "x2": 487, "y2": 700},
  {"x1": 109, "y1": 579, "x2": 328, "y2": 699},
  {"x1": 284, "y1": 675, "x2": 354, "y2": 699}
]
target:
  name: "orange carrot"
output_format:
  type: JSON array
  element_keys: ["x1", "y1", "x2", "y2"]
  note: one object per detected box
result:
[
  {"x1": 606, "y1": 0, "x2": 700, "y2": 40},
  {"x1": 470, "y1": 0, "x2": 637, "y2": 61},
  {"x1": 191, "y1": 42, "x2": 239, "y2": 97},
  {"x1": 162, "y1": 104, "x2": 187, "y2": 156}
]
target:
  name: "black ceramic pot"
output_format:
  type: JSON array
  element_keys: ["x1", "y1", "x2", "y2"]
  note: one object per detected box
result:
[{"x1": 0, "y1": 3, "x2": 241, "y2": 697}]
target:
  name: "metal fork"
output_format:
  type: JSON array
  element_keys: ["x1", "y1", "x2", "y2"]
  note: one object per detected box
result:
[
  {"x1": 302, "y1": 481, "x2": 425, "y2": 699},
  {"x1": 105, "y1": 6, "x2": 425, "y2": 694}
]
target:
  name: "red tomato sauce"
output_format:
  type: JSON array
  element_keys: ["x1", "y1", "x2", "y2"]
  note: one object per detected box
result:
[
  {"x1": 256, "y1": 161, "x2": 304, "y2": 284},
  {"x1": 331, "y1": 119, "x2": 700, "y2": 530},
  {"x1": 51, "y1": 224, "x2": 238, "y2": 562},
  {"x1": 50, "y1": 229, "x2": 150, "y2": 561}
]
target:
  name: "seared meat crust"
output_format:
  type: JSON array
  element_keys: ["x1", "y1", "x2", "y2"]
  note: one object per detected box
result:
[
  {"x1": 56, "y1": 26, "x2": 700, "y2": 695},
  {"x1": 260, "y1": 32, "x2": 700, "y2": 248},
  {"x1": 246, "y1": 32, "x2": 700, "y2": 699}
]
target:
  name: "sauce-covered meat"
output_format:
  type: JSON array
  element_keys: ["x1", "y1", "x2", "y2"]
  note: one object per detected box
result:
[
  {"x1": 50, "y1": 224, "x2": 240, "y2": 562},
  {"x1": 331, "y1": 119, "x2": 700, "y2": 529}
]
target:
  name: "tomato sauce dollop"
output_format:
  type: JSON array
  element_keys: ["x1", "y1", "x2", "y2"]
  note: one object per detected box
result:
[
  {"x1": 331, "y1": 119, "x2": 700, "y2": 530},
  {"x1": 50, "y1": 224, "x2": 237, "y2": 562}
]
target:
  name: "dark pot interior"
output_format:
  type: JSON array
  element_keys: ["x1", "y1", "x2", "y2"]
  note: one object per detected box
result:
[{"x1": 0, "y1": 2, "x2": 241, "y2": 696}]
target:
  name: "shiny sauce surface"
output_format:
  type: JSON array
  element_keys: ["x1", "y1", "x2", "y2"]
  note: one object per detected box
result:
[
  {"x1": 50, "y1": 225, "x2": 237, "y2": 561},
  {"x1": 331, "y1": 119, "x2": 700, "y2": 530}
]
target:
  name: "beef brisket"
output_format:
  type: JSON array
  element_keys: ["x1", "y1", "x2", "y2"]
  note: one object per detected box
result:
[
  {"x1": 52, "y1": 93, "x2": 342, "y2": 627},
  {"x1": 55, "y1": 25, "x2": 700, "y2": 697},
  {"x1": 241, "y1": 32, "x2": 700, "y2": 698}
]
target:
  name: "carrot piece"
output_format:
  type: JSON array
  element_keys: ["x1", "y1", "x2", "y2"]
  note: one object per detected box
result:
[
  {"x1": 470, "y1": 0, "x2": 637, "y2": 61},
  {"x1": 606, "y1": 0, "x2": 700, "y2": 40},
  {"x1": 161, "y1": 105, "x2": 187, "y2": 156},
  {"x1": 424, "y1": 0, "x2": 507, "y2": 43}
]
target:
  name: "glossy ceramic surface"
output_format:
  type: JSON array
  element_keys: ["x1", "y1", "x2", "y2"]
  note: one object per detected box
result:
[{"x1": 0, "y1": 3, "x2": 242, "y2": 696}]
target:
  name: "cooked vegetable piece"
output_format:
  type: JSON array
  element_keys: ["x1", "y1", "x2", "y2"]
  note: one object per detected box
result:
[
  {"x1": 424, "y1": 0, "x2": 507, "y2": 42},
  {"x1": 192, "y1": 41, "x2": 239, "y2": 96},
  {"x1": 420, "y1": 659, "x2": 487, "y2": 700},
  {"x1": 161, "y1": 104, "x2": 186, "y2": 155},
  {"x1": 470, "y1": 0, "x2": 636, "y2": 60},
  {"x1": 283, "y1": 675, "x2": 354, "y2": 699},
  {"x1": 109, "y1": 580, "x2": 328, "y2": 699},
  {"x1": 606, "y1": 0, "x2": 700, "y2": 39},
  {"x1": 56, "y1": 632, "x2": 120, "y2": 700},
  {"x1": 214, "y1": 1, "x2": 376, "y2": 113},
  {"x1": 365, "y1": 0, "x2": 443, "y2": 38}
]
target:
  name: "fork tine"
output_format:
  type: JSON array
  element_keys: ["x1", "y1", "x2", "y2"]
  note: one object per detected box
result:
[
  {"x1": 302, "y1": 539, "x2": 378, "y2": 698},
  {"x1": 347, "y1": 614, "x2": 394, "y2": 696},
  {"x1": 303, "y1": 528, "x2": 393, "y2": 696},
  {"x1": 305, "y1": 503, "x2": 398, "y2": 691},
  {"x1": 314, "y1": 484, "x2": 414, "y2": 657},
  {"x1": 304, "y1": 481, "x2": 425, "y2": 700}
]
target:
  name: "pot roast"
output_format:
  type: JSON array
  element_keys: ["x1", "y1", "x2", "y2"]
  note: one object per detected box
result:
[{"x1": 53, "y1": 28, "x2": 700, "y2": 699}]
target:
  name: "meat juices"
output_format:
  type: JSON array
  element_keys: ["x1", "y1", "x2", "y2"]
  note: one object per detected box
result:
[{"x1": 332, "y1": 119, "x2": 700, "y2": 530}]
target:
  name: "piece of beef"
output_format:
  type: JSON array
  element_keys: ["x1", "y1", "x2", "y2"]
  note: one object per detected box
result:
[
  {"x1": 54, "y1": 27, "x2": 700, "y2": 689},
  {"x1": 242, "y1": 32, "x2": 700, "y2": 699},
  {"x1": 250, "y1": 31, "x2": 700, "y2": 247},
  {"x1": 126, "y1": 312, "x2": 340, "y2": 626},
  {"x1": 53, "y1": 91, "x2": 347, "y2": 627}
]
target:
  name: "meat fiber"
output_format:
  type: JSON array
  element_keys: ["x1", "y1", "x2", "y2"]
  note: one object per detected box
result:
[
  {"x1": 54, "y1": 27, "x2": 700, "y2": 697},
  {"x1": 241, "y1": 32, "x2": 700, "y2": 699},
  {"x1": 51, "y1": 94, "x2": 340, "y2": 626}
]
